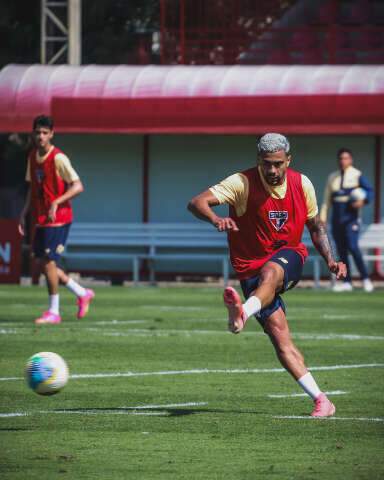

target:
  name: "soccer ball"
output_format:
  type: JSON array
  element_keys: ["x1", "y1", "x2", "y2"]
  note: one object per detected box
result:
[
  {"x1": 350, "y1": 187, "x2": 367, "y2": 202},
  {"x1": 25, "y1": 352, "x2": 69, "y2": 395}
]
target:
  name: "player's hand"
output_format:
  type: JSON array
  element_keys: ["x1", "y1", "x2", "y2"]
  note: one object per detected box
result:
[
  {"x1": 18, "y1": 216, "x2": 25, "y2": 236},
  {"x1": 48, "y1": 202, "x2": 58, "y2": 223},
  {"x1": 212, "y1": 216, "x2": 239, "y2": 232},
  {"x1": 328, "y1": 260, "x2": 347, "y2": 280},
  {"x1": 351, "y1": 200, "x2": 364, "y2": 209}
]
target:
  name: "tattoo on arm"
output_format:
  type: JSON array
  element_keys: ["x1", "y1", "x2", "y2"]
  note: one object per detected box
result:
[{"x1": 306, "y1": 215, "x2": 335, "y2": 264}]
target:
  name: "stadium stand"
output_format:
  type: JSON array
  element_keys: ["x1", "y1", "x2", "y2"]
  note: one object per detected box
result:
[{"x1": 160, "y1": 0, "x2": 384, "y2": 65}]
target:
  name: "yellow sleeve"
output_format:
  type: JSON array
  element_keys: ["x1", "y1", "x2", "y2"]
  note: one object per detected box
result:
[
  {"x1": 319, "y1": 174, "x2": 333, "y2": 223},
  {"x1": 55, "y1": 153, "x2": 80, "y2": 183},
  {"x1": 25, "y1": 158, "x2": 31, "y2": 182},
  {"x1": 209, "y1": 173, "x2": 249, "y2": 216},
  {"x1": 301, "y1": 174, "x2": 318, "y2": 220}
]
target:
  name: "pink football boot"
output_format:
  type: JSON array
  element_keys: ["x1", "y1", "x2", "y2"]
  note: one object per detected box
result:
[
  {"x1": 223, "y1": 286, "x2": 246, "y2": 334},
  {"x1": 76, "y1": 289, "x2": 95, "y2": 319},
  {"x1": 35, "y1": 311, "x2": 61, "y2": 325},
  {"x1": 311, "y1": 393, "x2": 336, "y2": 417}
]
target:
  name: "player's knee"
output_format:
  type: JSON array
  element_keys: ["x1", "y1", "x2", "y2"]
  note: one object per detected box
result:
[
  {"x1": 43, "y1": 257, "x2": 56, "y2": 269},
  {"x1": 259, "y1": 264, "x2": 281, "y2": 287}
]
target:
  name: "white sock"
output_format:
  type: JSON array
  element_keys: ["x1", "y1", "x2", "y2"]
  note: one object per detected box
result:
[
  {"x1": 49, "y1": 294, "x2": 60, "y2": 315},
  {"x1": 242, "y1": 296, "x2": 262, "y2": 320},
  {"x1": 65, "y1": 278, "x2": 87, "y2": 298},
  {"x1": 297, "y1": 372, "x2": 322, "y2": 400}
]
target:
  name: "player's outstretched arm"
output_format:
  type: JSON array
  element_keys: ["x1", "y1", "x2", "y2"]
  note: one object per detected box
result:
[
  {"x1": 306, "y1": 215, "x2": 347, "y2": 280},
  {"x1": 188, "y1": 190, "x2": 239, "y2": 232}
]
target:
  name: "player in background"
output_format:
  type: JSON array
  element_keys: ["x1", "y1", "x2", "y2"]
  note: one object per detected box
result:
[
  {"x1": 320, "y1": 148, "x2": 374, "y2": 292},
  {"x1": 19, "y1": 115, "x2": 95, "y2": 324},
  {"x1": 188, "y1": 133, "x2": 347, "y2": 417}
]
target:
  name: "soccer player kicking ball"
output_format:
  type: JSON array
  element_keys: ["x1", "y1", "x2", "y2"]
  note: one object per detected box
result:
[
  {"x1": 188, "y1": 133, "x2": 347, "y2": 417},
  {"x1": 19, "y1": 115, "x2": 94, "y2": 324}
]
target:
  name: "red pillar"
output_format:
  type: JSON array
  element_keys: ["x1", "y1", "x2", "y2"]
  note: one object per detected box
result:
[
  {"x1": 142, "y1": 135, "x2": 149, "y2": 223},
  {"x1": 373, "y1": 135, "x2": 382, "y2": 277},
  {"x1": 374, "y1": 135, "x2": 381, "y2": 223}
]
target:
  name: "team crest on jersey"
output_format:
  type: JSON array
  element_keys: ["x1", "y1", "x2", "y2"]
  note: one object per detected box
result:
[{"x1": 269, "y1": 211, "x2": 288, "y2": 231}]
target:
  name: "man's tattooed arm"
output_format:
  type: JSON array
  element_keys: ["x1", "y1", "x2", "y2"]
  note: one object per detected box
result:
[
  {"x1": 306, "y1": 215, "x2": 347, "y2": 279},
  {"x1": 306, "y1": 215, "x2": 334, "y2": 264}
]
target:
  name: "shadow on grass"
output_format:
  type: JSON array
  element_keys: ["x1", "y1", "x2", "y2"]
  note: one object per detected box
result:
[{"x1": 52, "y1": 407, "x2": 266, "y2": 416}]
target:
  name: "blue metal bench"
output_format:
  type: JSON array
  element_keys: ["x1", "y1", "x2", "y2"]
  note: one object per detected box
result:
[{"x1": 62, "y1": 222, "x2": 325, "y2": 286}]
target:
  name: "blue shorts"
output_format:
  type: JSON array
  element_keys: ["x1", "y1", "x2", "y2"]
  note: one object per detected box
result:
[
  {"x1": 240, "y1": 248, "x2": 304, "y2": 328},
  {"x1": 32, "y1": 224, "x2": 71, "y2": 262}
]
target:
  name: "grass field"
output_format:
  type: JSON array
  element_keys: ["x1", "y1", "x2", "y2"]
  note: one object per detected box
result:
[{"x1": 0, "y1": 285, "x2": 383, "y2": 479}]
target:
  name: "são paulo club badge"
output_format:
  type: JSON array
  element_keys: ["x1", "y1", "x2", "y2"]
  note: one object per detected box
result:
[{"x1": 269, "y1": 211, "x2": 288, "y2": 231}]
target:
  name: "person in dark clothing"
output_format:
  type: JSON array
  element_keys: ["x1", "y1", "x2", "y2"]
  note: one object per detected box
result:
[{"x1": 320, "y1": 148, "x2": 374, "y2": 292}]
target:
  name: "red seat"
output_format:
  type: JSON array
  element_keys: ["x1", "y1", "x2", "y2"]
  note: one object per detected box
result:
[
  {"x1": 267, "y1": 48, "x2": 290, "y2": 64},
  {"x1": 315, "y1": 2, "x2": 336, "y2": 24}
]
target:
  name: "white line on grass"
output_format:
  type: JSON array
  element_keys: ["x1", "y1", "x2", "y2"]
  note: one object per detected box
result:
[
  {"x1": 293, "y1": 333, "x2": 384, "y2": 341},
  {"x1": 0, "y1": 329, "x2": 18, "y2": 334},
  {"x1": 1, "y1": 362, "x2": 383, "y2": 383},
  {"x1": 100, "y1": 329, "x2": 384, "y2": 341},
  {"x1": 0, "y1": 322, "x2": 382, "y2": 342},
  {"x1": 274, "y1": 415, "x2": 384, "y2": 423},
  {"x1": 69, "y1": 363, "x2": 384, "y2": 379},
  {"x1": 268, "y1": 390, "x2": 348, "y2": 398},
  {"x1": 0, "y1": 402, "x2": 208, "y2": 418},
  {"x1": 49, "y1": 411, "x2": 170, "y2": 416},
  {"x1": 1, "y1": 363, "x2": 383, "y2": 383},
  {"x1": 0, "y1": 413, "x2": 28, "y2": 418}
]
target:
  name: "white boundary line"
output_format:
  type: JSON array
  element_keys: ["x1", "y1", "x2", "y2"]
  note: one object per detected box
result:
[
  {"x1": 100, "y1": 329, "x2": 384, "y2": 341},
  {"x1": 1, "y1": 363, "x2": 383, "y2": 382},
  {"x1": 268, "y1": 390, "x2": 348, "y2": 398},
  {"x1": 274, "y1": 415, "x2": 384, "y2": 423},
  {"x1": 0, "y1": 402, "x2": 208, "y2": 418},
  {"x1": 0, "y1": 413, "x2": 27, "y2": 418},
  {"x1": 1, "y1": 322, "x2": 383, "y2": 341}
]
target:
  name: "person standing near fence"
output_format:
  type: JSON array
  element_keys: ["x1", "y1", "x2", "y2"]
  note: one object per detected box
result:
[
  {"x1": 320, "y1": 148, "x2": 374, "y2": 292},
  {"x1": 19, "y1": 115, "x2": 95, "y2": 324}
]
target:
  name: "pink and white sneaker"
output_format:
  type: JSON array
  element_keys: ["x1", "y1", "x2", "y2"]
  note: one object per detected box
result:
[
  {"x1": 35, "y1": 311, "x2": 61, "y2": 325},
  {"x1": 311, "y1": 393, "x2": 336, "y2": 417},
  {"x1": 77, "y1": 289, "x2": 95, "y2": 319},
  {"x1": 223, "y1": 286, "x2": 246, "y2": 334}
]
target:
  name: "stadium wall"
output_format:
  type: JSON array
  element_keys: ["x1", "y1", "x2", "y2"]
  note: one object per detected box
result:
[
  {"x1": 54, "y1": 132, "x2": 382, "y2": 278},
  {"x1": 55, "y1": 133, "x2": 379, "y2": 225}
]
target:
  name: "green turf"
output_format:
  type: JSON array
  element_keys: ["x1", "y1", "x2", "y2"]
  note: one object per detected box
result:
[{"x1": 0, "y1": 285, "x2": 383, "y2": 479}]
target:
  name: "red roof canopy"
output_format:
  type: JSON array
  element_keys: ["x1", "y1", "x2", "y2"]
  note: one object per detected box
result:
[{"x1": 1, "y1": 64, "x2": 383, "y2": 134}]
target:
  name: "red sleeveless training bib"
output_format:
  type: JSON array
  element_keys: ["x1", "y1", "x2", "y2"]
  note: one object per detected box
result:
[
  {"x1": 29, "y1": 147, "x2": 73, "y2": 226},
  {"x1": 228, "y1": 167, "x2": 308, "y2": 279}
]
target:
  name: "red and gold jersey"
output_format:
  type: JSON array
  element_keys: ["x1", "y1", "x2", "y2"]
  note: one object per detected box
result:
[
  {"x1": 210, "y1": 166, "x2": 317, "y2": 279},
  {"x1": 27, "y1": 146, "x2": 79, "y2": 227}
]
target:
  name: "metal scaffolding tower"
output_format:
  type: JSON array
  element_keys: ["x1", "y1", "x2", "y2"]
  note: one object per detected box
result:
[{"x1": 41, "y1": 0, "x2": 81, "y2": 65}]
